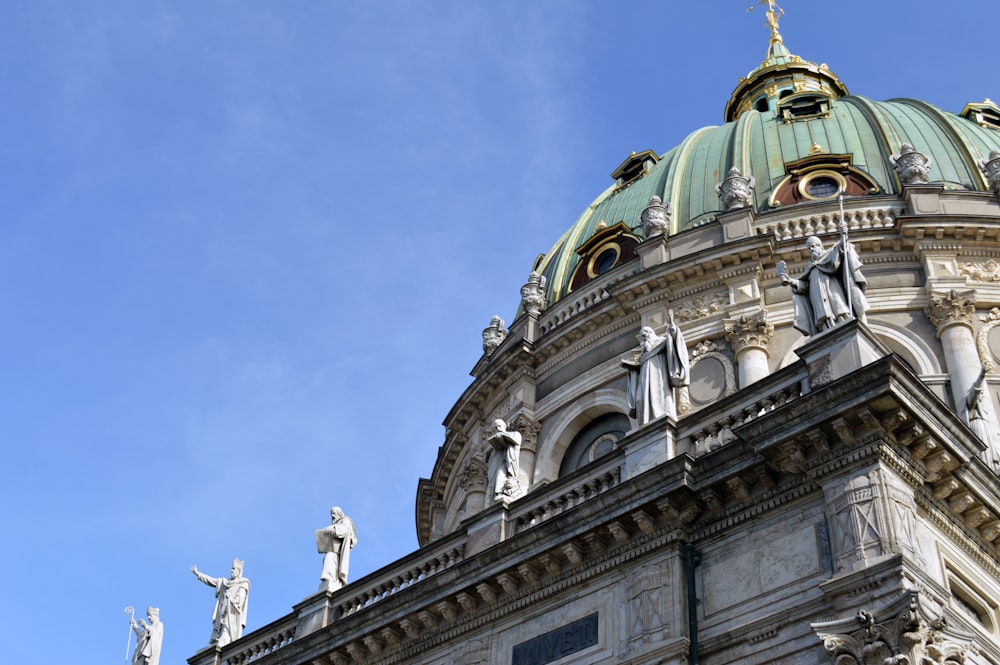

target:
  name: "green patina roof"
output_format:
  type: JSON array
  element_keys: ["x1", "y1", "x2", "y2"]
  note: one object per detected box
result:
[{"x1": 532, "y1": 95, "x2": 1000, "y2": 308}]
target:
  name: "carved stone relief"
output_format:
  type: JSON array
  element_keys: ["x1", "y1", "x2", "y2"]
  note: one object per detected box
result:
[
  {"x1": 959, "y1": 259, "x2": 1000, "y2": 283},
  {"x1": 673, "y1": 292, "x2": 727, "y2": 323},
  {"x1": 622, "y1": 561, "x2": 671, "y2": 655},
  {"x1": 823, "y1": 468, "x2": 920, "y2": 574}
]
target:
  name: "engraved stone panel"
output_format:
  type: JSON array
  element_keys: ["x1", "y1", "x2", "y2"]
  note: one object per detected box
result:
[{"x1": 702, "y1": 516, "x2": 822, "y2": 615}]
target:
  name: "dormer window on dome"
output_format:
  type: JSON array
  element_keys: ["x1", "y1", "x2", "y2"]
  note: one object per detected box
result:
[
  {"x1": 568, "y1": 222, "x2": 639, "y2": 293},
  {"x1": 769, "y1": 147, "x2": 880, "y2": 207},
  {"x1": 610, "y1": 150, "x2": 658, "y2": 190},
  {"x1": 961, "y1": 99, "x2": 1000, "y2": 131},
  {"x1": 778, "y1": 91, "x2": 831, "y2": 122}
]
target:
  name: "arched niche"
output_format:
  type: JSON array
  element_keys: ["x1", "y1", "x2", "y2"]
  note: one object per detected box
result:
[{"x1": 534, "y1": 388, "x2": 628, "y2": 484}]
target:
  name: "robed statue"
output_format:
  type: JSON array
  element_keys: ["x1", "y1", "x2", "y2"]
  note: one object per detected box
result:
[
  {"x1": 317, "y1": 506, "x2": 358, "y2": 592},
  {"x1": 621, "y1": 315, "x2": 690, "y2": 424},
  {"x1": 130, "y1": 606, "x2": 164, "y2": 665},
  {"x1": 190, "y1": 558, "x2": 250, "y2": 647},
  {"x1": 777, "y1": 223, "x2": 868, "y2": 336},
  {"x1": 487, "y1": 419, "x2": 523, "y2": 502}
]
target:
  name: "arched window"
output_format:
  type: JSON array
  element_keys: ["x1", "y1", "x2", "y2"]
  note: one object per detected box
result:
[{"x1": 558, "y1": 413, "x2": 630, "y2": 477}]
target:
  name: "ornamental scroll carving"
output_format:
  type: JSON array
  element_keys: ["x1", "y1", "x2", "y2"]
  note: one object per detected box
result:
[
  {"x1": 925, "y1": 290, "x2": 976, "y2": 334},
  {"x1": 812, "y1": 592, "x2": 971, "y2": 665}
]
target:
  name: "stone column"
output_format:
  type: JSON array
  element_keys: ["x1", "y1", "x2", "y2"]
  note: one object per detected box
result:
[
  {"x1": 926, "y1": 289, "x2": 985, "y2": 414},
  {"x1": 724, "y1": 312, "x2": 773, "y2": 388}
]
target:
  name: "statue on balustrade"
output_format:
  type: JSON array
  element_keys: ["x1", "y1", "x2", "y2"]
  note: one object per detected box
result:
[
  {"x1": 316, "y1": 506, "x2": 358, "y2": 592},
  {"x1": 130, "y1": 606, "x2": 164, "y2": 665},
  {"x1": 190, "y1": 558, "x2": 250, "y2": 647},
  {"x1": 621, "y1": 313, "x2": 690, "y2": 424},
  {"x1": 777, "y1": 223, "x2": 869, "y2": 336},
  {"x1": 487, "y1": 419, "x2": 523, "y2": 502}
]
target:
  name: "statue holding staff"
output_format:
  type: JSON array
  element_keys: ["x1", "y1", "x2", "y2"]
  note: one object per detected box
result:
[
  {"x1": 777, "y1": 219, "x2": 868, "y2": 336},
  {"x1": 621, "y1": 312, "x2": 690, "y2": 424},
  {"x1": 129, "y1": 606, "x2": 164, "y2": 665}
]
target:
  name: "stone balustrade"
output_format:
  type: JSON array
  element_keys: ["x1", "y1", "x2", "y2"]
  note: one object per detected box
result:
[
  {"x1": 756, "y1": 204, "x2": 900, "y2": 241},
  {"x1": 679, "y1": 361, "x2": 805, "y2": 457},
  {"x1": 224, "y1": 619, "x2": 296, "y2": 665},
  {"x1": 337, "y1": 543, "x2": 465, "y2": 617},
  {"x1": 509, "y1": 455, "x2": 623, "y2": 536}
]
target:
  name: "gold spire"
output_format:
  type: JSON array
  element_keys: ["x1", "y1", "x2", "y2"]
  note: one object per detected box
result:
[{"x1": 747, "y1": 0, "x2": 783, "y2": 45}]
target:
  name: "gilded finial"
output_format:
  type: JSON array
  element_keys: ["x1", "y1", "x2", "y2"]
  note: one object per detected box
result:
[{"x1": 747, "y1": 0, "x2": 783, "y2": 45}]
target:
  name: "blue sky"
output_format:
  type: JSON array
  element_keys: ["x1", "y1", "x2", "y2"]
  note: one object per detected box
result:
[{"x1": 2, "y1": 2, "x2": 995, "y2": 663}]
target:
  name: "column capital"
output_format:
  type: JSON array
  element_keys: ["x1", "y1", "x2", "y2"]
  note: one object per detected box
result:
[{"x1": 925, "y1": 288, "x2": 976, "y2": 335}]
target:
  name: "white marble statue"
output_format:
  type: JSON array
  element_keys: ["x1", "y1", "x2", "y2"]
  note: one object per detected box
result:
[
  {"x1": 316, "y1": 506, "x2": 358, "y2": 592},
  {"x1": 639, "y1": 195, "x2": 671, "y2": 237},
  {"x1": 716, "y1": 166, "x2": 755, "y2": 209},
  {"x1": 621, "y1": 314, "x2": 690, "y2": 424},
  {"x1": 130, "y1": 606, "x2": 164, "y2": 665},
  {"x1": 190, "y1": 558, "x2": 250, "y2": 647},
  {"x1": 777, "y1": 224, "x2": 869, "y2": 336},
  {"x1": 890, "y1": 143, "x2": 932, "y2": 185},
  {"x1": 487, "y1": 419, "x2": 523, "y2": 502}
]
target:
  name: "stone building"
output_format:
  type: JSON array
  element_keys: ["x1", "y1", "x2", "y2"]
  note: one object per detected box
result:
[{"x1": 190, "y1": 9, "x2": 1000, "y2": 665}]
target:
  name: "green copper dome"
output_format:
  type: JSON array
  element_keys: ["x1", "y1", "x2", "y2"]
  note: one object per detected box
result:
[{"x1": 529, "y1": 40, "x2": 1000, "y2": 311}]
